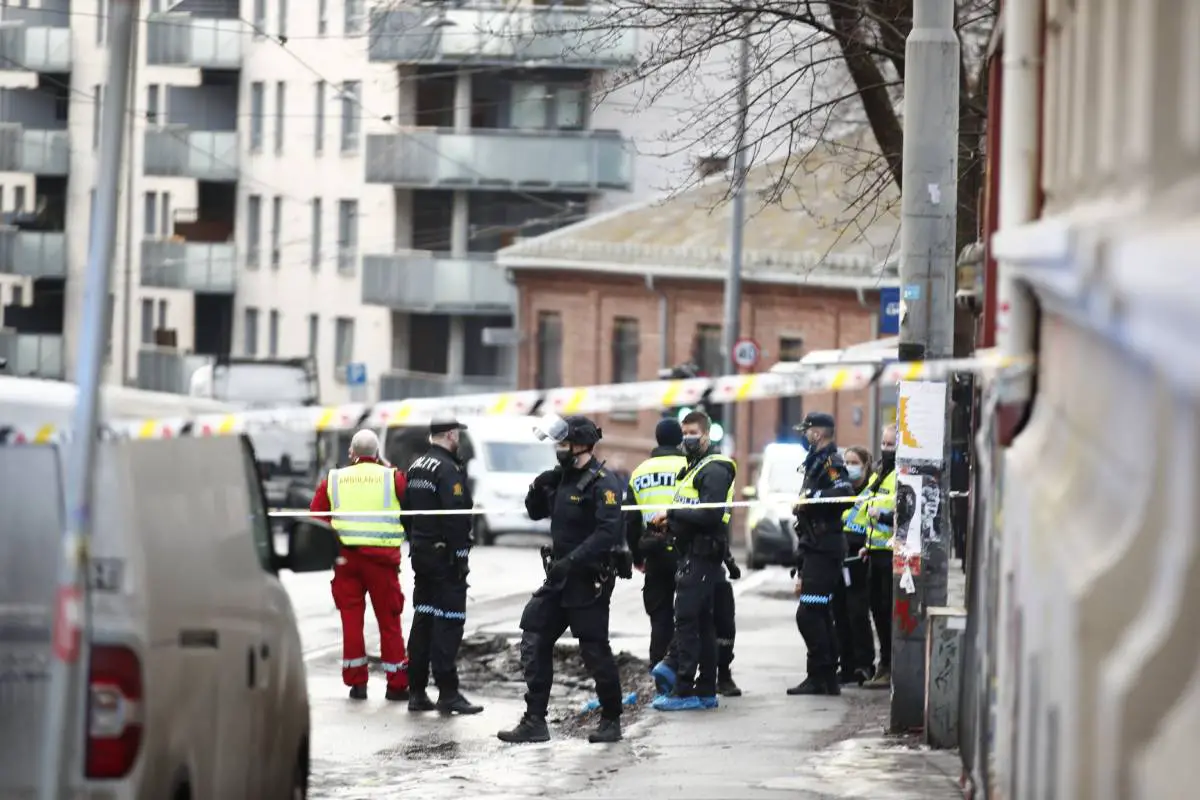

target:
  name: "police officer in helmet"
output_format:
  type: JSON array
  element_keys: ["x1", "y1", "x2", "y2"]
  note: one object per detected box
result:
[
  {"x1": 789, "y1": 411, "x2": 855, "y2": 696},
  {"x1": 498, "y1": 414, "x2": 627, "y2": 745}
]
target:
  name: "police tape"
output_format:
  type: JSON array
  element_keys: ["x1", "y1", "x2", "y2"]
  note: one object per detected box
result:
[{"x1": 0, "y1": 352, "x2": 1032, "y2": 445}]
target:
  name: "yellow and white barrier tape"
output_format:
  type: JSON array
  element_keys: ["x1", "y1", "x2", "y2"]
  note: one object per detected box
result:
[{"x1": 0, "y1": 353, "x2": 1031, "y2": 445}]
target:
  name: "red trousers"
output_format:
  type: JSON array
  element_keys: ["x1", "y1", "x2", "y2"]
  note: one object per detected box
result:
[{"x1": 331, "y1": 549, "x2": 409, "y2": 690}]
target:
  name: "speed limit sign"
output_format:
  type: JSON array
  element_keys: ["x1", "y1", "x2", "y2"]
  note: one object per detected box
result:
[{"x1": 732, "y1": 337, "x2": 761, "y2": 369}]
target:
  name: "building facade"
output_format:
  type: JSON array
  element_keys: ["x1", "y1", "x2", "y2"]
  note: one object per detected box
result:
[{"x1": 0, "y1": 0, "x2": 680, "y2": 404}]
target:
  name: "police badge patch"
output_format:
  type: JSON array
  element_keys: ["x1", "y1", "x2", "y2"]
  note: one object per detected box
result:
[
  {"x1": 453, "y1": 483, "x2": 463, "y2": 496},
  {"x1": 603, "y1": 489, "x2": 618, "y2": 505}
]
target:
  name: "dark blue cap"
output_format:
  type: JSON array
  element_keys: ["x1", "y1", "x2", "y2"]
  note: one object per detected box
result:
[
  {"x1": 794, "y1": 411, "x2": 836, "y2": 431},
  {"x1": 655, "y1": 418, "x2": 683, "y2": 447}
]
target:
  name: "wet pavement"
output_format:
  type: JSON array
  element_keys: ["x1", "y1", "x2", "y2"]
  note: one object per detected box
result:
[{"x1": 287, "y1": 548, "x2": 964, "y2": 799}]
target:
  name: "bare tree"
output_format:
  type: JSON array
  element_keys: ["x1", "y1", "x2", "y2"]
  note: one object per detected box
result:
[{"x1": 583, "y1": 0, "x2": 997, "y2": 253}]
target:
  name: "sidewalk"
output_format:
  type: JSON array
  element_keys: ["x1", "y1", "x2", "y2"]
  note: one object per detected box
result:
[{"x1": 561, "y1": 566, "x2": 964, "y2": 800}]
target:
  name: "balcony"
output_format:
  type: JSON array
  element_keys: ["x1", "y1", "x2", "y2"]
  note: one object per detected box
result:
[
  {"x1": 0, "y1": 331, "x2": 63, "y2": 379},
  {"x1": 137, "y1": 348, "x2": 213, "y2": 394},
  {"x1": 0, "y1": 22, "x2": 72, "y2": 72},
  {"x1": 0, "y1": 125, "x2": 70, "y2": 175},
  {"x1": 0, "y1": 228, "x2": 66, "y2": 279},
  {"x1": 141, "y1": 240, "x2": 237, "y2": 294},
  {"x1": 365, "y1": 129, "x2": 633, "y2": 192},
  {"x1": 144, "y1": 126, "x2": 238, "y2": 181},
  {"x1": 379, "y1": 369, "x2": 515, "y2": 401},
  {"x1": 145, "y1": 14, "x2": 242, "y2": 69},
  {"x1": 368, "y1": 5, "x2": 637, "y2": 68},
  {"x1": 362, "y1": 252, "x2": 515, "y2": 314}
]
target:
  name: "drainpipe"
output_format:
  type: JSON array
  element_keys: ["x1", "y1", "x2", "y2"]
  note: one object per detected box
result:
[{"x1": 646, "y1": 273, "x2": 668, "y2": 370}]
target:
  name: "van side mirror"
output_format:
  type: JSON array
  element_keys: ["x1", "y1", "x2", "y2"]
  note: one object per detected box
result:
[
  {"x1": 284, "y1": 519, "x2": 339, "y2": 573},
  {"x1": 741, "y1": 485, "x2": 757, "y2": 499}
]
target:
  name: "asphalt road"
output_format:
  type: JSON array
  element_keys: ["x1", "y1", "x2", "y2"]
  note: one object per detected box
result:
[{"x1": 283, "y1": 540, "x2": 963, "y2": 799}]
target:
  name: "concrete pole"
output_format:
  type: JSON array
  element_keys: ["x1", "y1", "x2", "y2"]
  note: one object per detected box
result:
[
  {"x1": 722, "y1": 26, "x2": 750, "y2": 447},
  {"x1": 890, "y1": 0, "x2": 959, "y2": 733},
  {"x1": 119, "y1": 18, "x2": 141, "y2": 386},
  {"x1": 38, "y1": 2, "x2": 140, "y2": 798}
]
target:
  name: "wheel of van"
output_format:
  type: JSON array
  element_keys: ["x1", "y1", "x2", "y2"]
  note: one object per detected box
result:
[{"x1": 474, "y1": 518, "x2": 495, "y2": 546}]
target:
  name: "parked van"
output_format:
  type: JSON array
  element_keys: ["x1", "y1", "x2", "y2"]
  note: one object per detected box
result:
[
  {"x1": 741, "y1": 442, "x2": 809, "y2": 569},
  {"x1": 0, "y1": 396, "x2": 332, "y2": 796}
]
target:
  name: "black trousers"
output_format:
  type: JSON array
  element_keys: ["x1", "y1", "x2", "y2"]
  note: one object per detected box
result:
[
  {"x1": 832, "y1": 557, "x2": 875, "y2": 674},
  {"x1": 672, "y1": 557, "x2": 723, "y2": 696},
  {"x1": 867, "y1": 549, "x2": 893, "y2": 669},
  {"x1": 658, "y1": 573, "x2": 737, "y2": 678},
  {"x1": 796, "y1": 554, "x2": 840, "y2": 674},
  {"x1": 642, "y1": 569, "x2": 676, "y2": 666},
  {"x1": 518, "y1": 585, "x2": 623, "y2": 720},
  {"x1": 407, "y1": 547, "x2": 468, "y2": 695}
]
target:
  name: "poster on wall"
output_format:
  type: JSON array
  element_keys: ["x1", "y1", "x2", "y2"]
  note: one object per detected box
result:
[
  {"x1": 897, "y1": 380, "x2": 948, "y2": 464},
  {"x1": 896, "y1": 472, "x2": 924, "y2": 556}
]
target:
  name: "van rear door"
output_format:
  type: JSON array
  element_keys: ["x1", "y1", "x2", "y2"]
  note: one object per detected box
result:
[{"x1": 0, "y1": 444, "x2": 68, "y2": 795}]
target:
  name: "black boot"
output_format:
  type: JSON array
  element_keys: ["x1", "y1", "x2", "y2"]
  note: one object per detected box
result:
[
  {"x1": 385, "y1": 687, "x2": 410, "y2": 702},
  {"x1": 853, "y1": 666, "x2": 874, "y2": 685},
  {"x1": 837, "y1": 668, "x2": 858, "y2": 684},
  {"x1": 717, "y1": 673, "x2": 742, "y2": 697},
  {"x1": 437, "y1": 692, "x2": 484, "y2": 715},
  {"x1": 497, "y1": 713, "x2": 551, "y2": 744},
  {"x1": 822, "y1": 669, "x2": 843, "y2": 696},
  {"x1": 407, "y1": 689, "x2": 436, "y2": 712},
  {"x1": 348, "y1": 685, "x2": 367, "y2": 700},
  {"x1": 786, "y1": 675, "x2": 824, "y2": 696},
  {"x1": 588, "y1": 717, "x2": 622, "y2": 744}
]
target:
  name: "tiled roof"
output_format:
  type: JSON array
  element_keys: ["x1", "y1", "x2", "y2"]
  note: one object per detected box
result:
[{"x1": 499, "y1": 137, "x2": 901, "y2": 288}]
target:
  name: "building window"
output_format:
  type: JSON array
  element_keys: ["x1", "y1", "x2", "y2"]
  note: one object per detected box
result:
[
  {"x1": 268, "y1": 310, "x2": 280, "y2": 357},
  {"x1": 250, "y1": 82, "x2": 265, "y2": 152},
  {"x1": 273, "y1": 82, "x2": 286, "y2": 154},
  {"x1": 313, "y1": 81, "x2": 325, "y2": 154},
  {"x1": 146, "y1": 84, "x2": 160, "y2": 123},
  {"x1": 92, "y1": 85, "x2": 103, "y2": 149},
  {"x1": 143, "y1": 192, "x2": 158, "y2": 237},
  {"x1": 140, "y1": 298, "x2": 154, "y2": 344},
  {"x1": 318, "y1": 0, "x2": 328, "y2": 35},
  {"x1": 535, "y1": 311, "x2": 563, "y2": 389},
  {"x1": 693, "y1": 323, "x2": 723, "y2": 376},
  {"x1": 310, "y1": 197, "x2": 322, "y2": 270},
  {"x1": 611, "y1": 317, "x2": 639, "y2": 383},
  {"x1": 11, "y1": 285, "x2": 23, "y2": 306},
  {"x1": 336, "y1": 199, "x2": 357, "y2": 273},
  {"x1": 345, "y1": 0, "x2": 364, "y2": 35},
  {"x1": 247, "y1": 194, "x2": 262, "y2": 268},
  {"x1": 334, "y1": 317, "x2": 354, "y2": 368},
  {"x1": 777, "y1": 336, "x2": 805, "y2": 438},
  {"x1": 340, "y1": 81, "x2": 360, "y2": 153},
  {"x1": 253, "y1": 0, "x2": 267, "y2": 35},
  {"x1": 96, "y1": 0, "x2": 107, "y2": 44},
  {"x1": 157, "y1": 299, "x2": 167, "y2": 329},
  {"x1": 160, "y1": 191, "x2": 171, "y2": 236},
  {"x1": 244, "y1": 307, "x2": 260, "y2": 356},
  {"x1": 271, "y1": 196, "x2": 283, "y2": 269},
  {"x1": 277, "y1": 0, "x2": 288, "y2": 37},
  {"x1": 307, "y1": 313, "x2": 319, "y2": 357}
]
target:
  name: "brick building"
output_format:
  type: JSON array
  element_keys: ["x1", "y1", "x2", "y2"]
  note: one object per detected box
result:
[{"x1": 498, "y1": 140, "x2": 901, "y2": 489}]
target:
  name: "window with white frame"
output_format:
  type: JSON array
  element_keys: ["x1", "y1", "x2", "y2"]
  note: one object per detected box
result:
[
  {"x1": 274, "y1": 82, "x2": 286, "y2": 154},
  {"x1": 247, "y1": 195, "x2": 263, "y2": 268},
  {"x1": 307, "y1": 313, "x2": 319, "y2": 357},
  {"x1": 253, "y1": 0, "x2": 267, "y2": 35},
  {"x1": 310, "y1": 198, "x2": 322, "y2": 270},
  {"x1": 277, "y1": 0, "x2": 288, "y2": 38},
  {"x1": 314, "y1": 81, "x2": 325, "y2": 154},
  {"x1": 318, "y1": 0, "x2": 328, "y2": 35},
  {"x1": 336, "y1": 199, "x2": 357, "y2": 273},
  {"x1": 268, "y1": 309, "x2": 280, "y2": 357},
  {"x1": 271, "y1": 196, "x2": 283, "y2": 269},
  {"x1": 244, "y1": 307, "x2": 260, "y2": 356},
  {"x1": 345, "y1": 0, "x2": 365, "y2": 35},
  {"x1": 140, "y1": 299, "x2": 154, "y2": 344},
  {"x1": 250, "y1": 82, "x2": 265, "y2": 151},
  {"x1": 334, "y1": 317, "x2": 354, "y2": 369},
  {"x1": 340, "y1": 81, "x2": 360, "y2": 153}
]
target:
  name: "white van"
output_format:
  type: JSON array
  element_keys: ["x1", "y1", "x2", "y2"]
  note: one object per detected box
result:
[
  {"x1": 0, "y1": 380, "x2": 332, "y2": 797},
  {"x1": 741, "y1": 442, "x2": 810, "y2": 569}
]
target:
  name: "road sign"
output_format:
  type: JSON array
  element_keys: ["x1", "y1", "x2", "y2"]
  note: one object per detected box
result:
[
  {"x1": 880, "y1": 287, "x2": 901, "y2": 334},
  {"x1": 345, "y1": 362, "x2": 367, "y2": 386},
  {"x1": 732, "y1": 337, "x2": 761, "y2": 369}
]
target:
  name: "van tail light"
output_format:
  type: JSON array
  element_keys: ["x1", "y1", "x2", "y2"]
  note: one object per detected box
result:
[{"x1": 85, "y1": 645, "x2": 143, "y2": 780}]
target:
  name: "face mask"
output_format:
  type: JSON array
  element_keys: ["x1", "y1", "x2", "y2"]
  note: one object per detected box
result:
[
  {"x1": 681, "y1": 435, "x2": 704, "y2": 455},
  {"x1": 846, "y1": 464, "x2": 864, "y2": 482},
  {"x1": 881, "y1": 448, "x2": 896, "y2": 466},
  {"x1": 556, "y1": 448, "x2": 575, "y2": 467}
]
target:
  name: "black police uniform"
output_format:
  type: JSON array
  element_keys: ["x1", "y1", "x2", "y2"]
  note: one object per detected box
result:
[
  {"x1": 790, "y1": 436, "x2": 854, "y2": 696},
  {"x1": 402, "y1": 435, "x2": 482, "y2": 714},
  {"x1": 499, "y1": 417, "x2": 626, "y2": 745},
  {"x1": 666, "y1": 446, "x2": 736, "y2": 700},
  {"x1": 713, "y1": 542, "x2": 742, "y2": 695}
]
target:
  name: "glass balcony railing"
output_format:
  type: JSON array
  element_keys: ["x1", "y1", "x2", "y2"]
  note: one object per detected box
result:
[
  {"x1": 361, "y1": 252, "x2": 515, "y2": 313},
  {"x1": 0, "y1": 24, "x2": 72, "y2": 72},
  {"x1": 365, "y1": 128, "x2": 633, "y2": 191},
  {"x1": 144, "y1": 126, "x2": 239, "y2": 181},
  {"x1": 0, "y1": 331, "x2": 64, "y2": 380},
  {"x1": 136, "y1": 348, "x2": 214, "y2": 395},
  {"x1": 140, "y1": 240, "x2": 237, "y2": 294},
  {"x1": 0, "y1": 125, "x2": 70, "y2": 175},
  {"x1": 378, "y1": 369, "x2": 515, "y2": 401},
  {"x1": 145, "y1": 14, "x2": 243, "y2": 68},
  {"x1": 0, "y1": 228, "x2": 66, "y2": 279}
]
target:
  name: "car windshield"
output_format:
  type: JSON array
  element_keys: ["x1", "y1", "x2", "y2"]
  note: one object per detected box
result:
[
  {"x1": 764, "y1": 459, "x2": 806, "y2": 495},
  {"x1": 485, "y1": 442, "x2": 556, "y2": 474}
]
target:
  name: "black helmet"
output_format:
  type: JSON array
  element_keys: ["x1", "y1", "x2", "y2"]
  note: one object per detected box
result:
[{"x1": 534, "y1": 414, "x2": 603, "y2": 447}]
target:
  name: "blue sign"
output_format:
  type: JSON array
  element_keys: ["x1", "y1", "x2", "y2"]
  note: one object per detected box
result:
[
  {"x1": 880, "y1": 287, "x2": 901, "y2": 335},
  {"x1": 345, "y1": 362, "x2": 367, "y2": 386}
]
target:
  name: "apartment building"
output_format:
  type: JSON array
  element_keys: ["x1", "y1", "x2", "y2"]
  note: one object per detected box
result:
[{"x1": 0, "y1": 0, "x2": 649, "y2": 404}]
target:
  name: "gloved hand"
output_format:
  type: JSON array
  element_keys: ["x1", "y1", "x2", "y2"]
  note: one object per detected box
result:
[
  {"x1": 547, "y1": 558, "x2": 572, "y2": 583},
  {"x1": 725, "y1": 558, "x2": 742, "y2": 581},
  {"x1": 789, "y1": 566, "x2": 798, "y2": 579},
  {"x1": 532, "y1": 467, "x2": 562, "y2": 492}
]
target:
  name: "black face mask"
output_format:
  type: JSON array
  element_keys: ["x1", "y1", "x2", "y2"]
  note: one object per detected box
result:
[
  {"x1": 556, "y1": 448, "x2": 575, "y2": 467},
  {"x1": 881, "y1": 448, "x2": 897, "y2": 468},
  {"x1": 682, "y1": 435, "x2": 704, "y2": 456}
]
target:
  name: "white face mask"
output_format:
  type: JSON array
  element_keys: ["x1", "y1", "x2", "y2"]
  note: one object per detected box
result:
[{"x1": 846, "y1": 464, "x2": 864, "y2": 481}]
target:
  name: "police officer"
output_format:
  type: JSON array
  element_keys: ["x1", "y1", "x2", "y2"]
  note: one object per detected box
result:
[
  {"x1": 788, "y1": 411, "x2": 855, "y2": 696},
  {"x1": 402, "y1": 417, "x2": 483, "y2": 715},
  {"x1": 625, "y1": 418, "x2": 688, "y2": 667},
  {"x1": 862, "y1": 424, "x2": 898, "y2": 689},
  {"x1": 714, "y1": 544, "x2": 742, "y2": 696},
  {"x1": 648, "y1": 410, "x2": 736, "y2": 711},
  {"x1": 498, "y1": 415, "x2": 627, "y2": 745}
]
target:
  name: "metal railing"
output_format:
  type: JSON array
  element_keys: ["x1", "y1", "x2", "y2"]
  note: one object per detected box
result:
[
  {"x1": 140, "y1": 240, "x2": 237, "y2": 293},
  {"x1": 0, "y1": 330, "x2": 64, "y2": 379},
  {"x1": 361, "y1": 251, "x2": 515, "y2": 313},
  {"x1": 0, "y1": 125, "x2": 70, "y2": 175},
  {"x1": 145, "y1": 14, "x2": 242, "y2": 68},
  {"x1": 144, "y1": 126, "x2": 239, "y2": 181},
  {"x1": 0, "y1": 24, "x2": 72, "y2": 72},
  {"x1": 0, "y1": 228, "x2": 66, "y2": 278}
]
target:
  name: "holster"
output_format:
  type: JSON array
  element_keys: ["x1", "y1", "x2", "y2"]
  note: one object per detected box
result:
[{"x1": 687, "y1": 535, "x2": 725, "y2": 560}]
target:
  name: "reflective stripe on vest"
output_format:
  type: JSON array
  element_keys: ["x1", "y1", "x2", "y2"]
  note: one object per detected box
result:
[
  {"x1": 674, "y1": 454, "x2": 737, "y2": 525},
  {"x1": 630, "y1": 454, "x2": 688, "y2": 522},
  {"x1": 867, "y1": 471, "x2": 897, "y2": 550},
  {"x1": 326, "y1": 462, "x2": 405, "y2": 547}
]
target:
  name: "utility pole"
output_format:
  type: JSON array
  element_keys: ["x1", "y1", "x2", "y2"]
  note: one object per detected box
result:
[
  {"x1": 721, "y1": 22, "x2": 750, "y2": 450},
  {"x1": 119, "y1": 19, "x2": 141, "y2": 387},
  {"x1": 38, "y1": 2, "x2": 140, "y2": 797},
  {"x1": 890, "y1": 0, "x2": 960, "y2": 733}
]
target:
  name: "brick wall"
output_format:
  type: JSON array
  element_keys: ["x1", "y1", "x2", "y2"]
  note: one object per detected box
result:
[{"x1": 515, "y1": 269, "x2": 881, "y2": 498}]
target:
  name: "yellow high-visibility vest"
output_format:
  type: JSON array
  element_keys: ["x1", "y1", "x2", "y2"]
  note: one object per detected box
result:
[
  {"x1": 629, "y1": 454, "x2": 688, "y2": 522},
  {"x1": 840, "y1": 470, "x2": 896, "y2": 550},
  {"x1": 674, "y1": 454, "x2": 737, "y2": 524},
  {"x1": 326, "y1": 461, "x2": 405, "y2": 547}
]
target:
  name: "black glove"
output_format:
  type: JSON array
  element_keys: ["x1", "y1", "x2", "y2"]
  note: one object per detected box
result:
[
  {"x1": 547, "y1": 558, "x2": 572, "y2": 583},
  {"x1": 725, "y1": 557, "x2": 741, "y2": 581},
  {"x1": 789, "y1": 567, "x2": 798, "y2": 579},
  {"x1": 532, "y1": 467, "x2": 562, "y2": 492}
]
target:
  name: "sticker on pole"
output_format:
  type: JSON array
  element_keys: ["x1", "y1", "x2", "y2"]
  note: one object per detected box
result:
[
  {"x1": 732, "y1": 337, "x2": 761, "y2": 369},
  {"x1": 52, "y1": 586, "x2": 83, "y2": 663}
]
